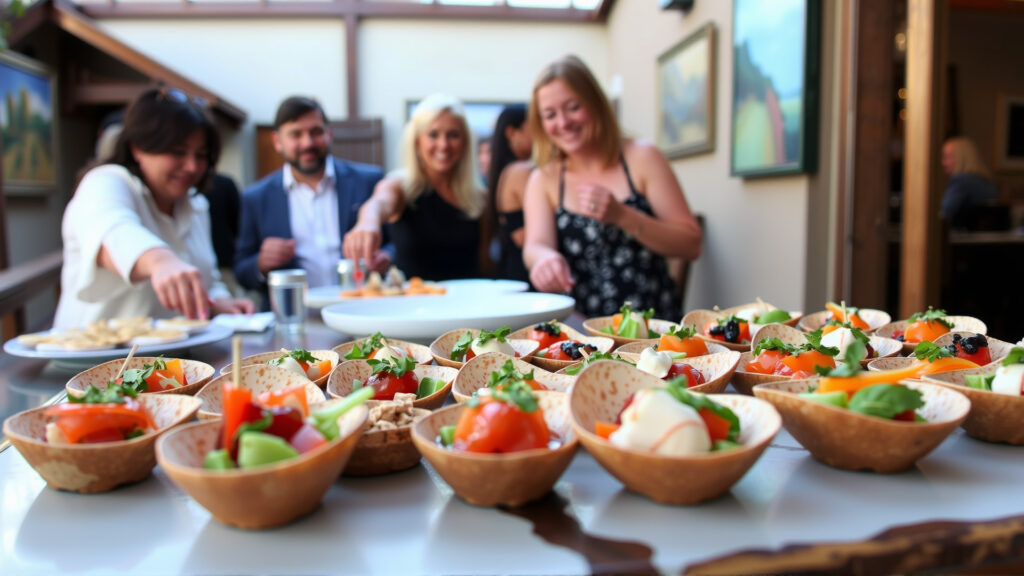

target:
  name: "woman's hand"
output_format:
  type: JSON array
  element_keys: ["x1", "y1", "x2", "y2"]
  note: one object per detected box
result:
[
  {"x1": 148, "y1": 256, "x2": 210, "y2": 320},
  {"x1": 211, "y1": 297, "x2": 255, "y2": 316},
  {"x1": 529, "y1": 252, "x2": 574, "y2": 294},
  {"x1": 342, "y1": 226, "x2": 383, "y2": 269},
  {"x1": 575, "y1": 183, "x2": 623, "y2": 224}
]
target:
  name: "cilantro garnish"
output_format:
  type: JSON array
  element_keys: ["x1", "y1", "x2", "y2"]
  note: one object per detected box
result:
[
  {"x1": 815, "y1": 340, "x2": 867, "y2": 377},
  {"x1": 270, "y1": 348, "x2": 318, "y2": 365},
  {"x1": 801, "y1": 329, "x2": 841, "y2": 357},
  {"x1": 913, "y1": 341, "x2": 953, "y2": 363},
  {"x1": 468, "y1": 380, "x2": 539, "y2": 413},
  {"x1": 664, "y1": 324, "x2": 698, "y2": 340},
  {"x1": 565, "y1": 351, "x2": 635, "y2": 375},
  {"x1": 367, "y1": 355, "x2": 417, "y2": 378},
  {"x1": 662, "y1": 381, "x2": 740, "y2": 442},
  {"x1": 451, "y1": 326, "x2": 511, "y2": 360},
  {"x1": 488, "y1": 359, "x2": 535, "y2": 390},
  {"x1": 1002, "y1": 347, "x2": 1024, "y2": 366},
  {"x1": 908, "y1": 307, "x2": 954, "y2": 329},
  {"x1": 345, "y1": 332, "x2": 388, "y2": 360},
  {"x1": 846, "y1": 384, "x2": 924, "y2": 419},
  {"x1": 118, "y1": 356, "x2": 168, "y2": 394},
  {"x1": 70, "y1": 382, "x2": 139, "y2": 404}
]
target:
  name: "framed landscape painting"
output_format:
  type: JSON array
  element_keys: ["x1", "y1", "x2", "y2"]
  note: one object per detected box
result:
[
  {"x1": 730, "y1": 0, "x2": 820, "y2": 177},
  {"x1": 657, "y1": 22, "x2": 716, "y2": 159},
  {"x1": 0, "y1": 51, "x2": 57, "y2": 194}
]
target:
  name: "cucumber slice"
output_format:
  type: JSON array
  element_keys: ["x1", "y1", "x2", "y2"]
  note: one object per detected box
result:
[
  {"x1": 237, "y1": 431, "x2": 299, "y2": 469},
  {"x1": 202, "y1": 449, "x2": 235, "y2": 471},
  {"x1": 755, "y1": 309, "x2": 792, "y2": 324},
  {"x1": 799, "y1": 390, "x2": 848, "y2": 408}
]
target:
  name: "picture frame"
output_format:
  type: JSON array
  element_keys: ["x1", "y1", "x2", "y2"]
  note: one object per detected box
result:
[
  {"x1": 994, "y1": 93, "x2": 1024, "y2": 171},
  {"x1": 730, "y1": 0, "x2": 820, "y2": 178},
  {"x1": 0, "y1": 50, "x2": 57, "y2": 195},
  {"x1": 657, "y1": 22, "x2": 716, "y2": 159}
]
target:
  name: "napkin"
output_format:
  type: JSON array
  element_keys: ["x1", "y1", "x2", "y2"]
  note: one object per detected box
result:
[{"x1": 212, "y1": 312, "x2": 275, "y2": 333}]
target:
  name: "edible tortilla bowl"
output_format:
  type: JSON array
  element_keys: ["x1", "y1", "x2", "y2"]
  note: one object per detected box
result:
[
  {"x1": 332, "y1": 337, "x2": 433, "y2": 365},
  {"x1": 922, "y1": 364, "x2": 1024, "y2": 444},
  {"x1": 219, "y1": 349, "x2": 339, "y2": 388},
  {"x1": 753, "y1": 324, "x2": 902, "y2": 367},
  {"x1": 731, "y1": 352, "x2": 790, "y2": 396},
  {"x1": 410, "y1": 392, "x2": 577, "y2": 507},
  {"x1": 752, "y1": 378, "x2": 970, "y2": 473},
  {"x1": 156, "y1": 405, "x2": 367, "y2": 530},
  {"x1": 66, "y1": 357, "x2": 215, "y2": 397},
  {"x1": 569, "y1": 360, "x2": 780, "y2": 505},
  {"x1": 2, "y1": 394, "x2": 201, "y2": 493},
  {"x1": 580, "y1": 316, "x2": 678, "y2": 348},
  {"x1": 509, "y1": 321, "x2": 614, "y2": 372},
  {"x1": 429, "y1": 328, "x2": 539, "y2": 369},
  {"x1": 615, "y1": 350, "x2": 741, "y2": 395},
  {"x1": 453, "y1": 352, "x2": 574, "y2": 403},
  {"x1": 875, "y1": 316, "x2": 987, "y2": 354},
  {"x1": 342, "y1": 399, "x2": 430, "y2": 476},
  {"x1": 932, "y1": 332, "x2": 1014, "y2": 365},
  {"x1": 196, "y1": 365, "x2": 326, "y2": 420},
  {"x1": 680, "y1": 310, "x2": 749, "y2": 352},
  {"x1": 798, "y1": 308, "x2": 892, "y2": 334},
  {"x1": 720, "y1": 302, "x2": 803, "y2": 329},
  {"x1": 326, "y1": 360, "x2": 457, "y2": 410}
]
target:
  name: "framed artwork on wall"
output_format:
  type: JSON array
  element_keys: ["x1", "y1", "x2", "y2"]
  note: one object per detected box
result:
[
  {"x1": 730, "y1": 0, "x2": 820, "y2": 178},
  {"x1": 0, "y1": 50, "x2": 57, "y2": 195},
  {"x1": 995, "y1": 93, "x2": 1024, "y2": 171},
  {"x1": 657, "y1": 22, "x2": 716, "y2": 159}
]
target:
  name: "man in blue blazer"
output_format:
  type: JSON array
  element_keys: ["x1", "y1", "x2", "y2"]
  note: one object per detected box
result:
[{"x1": 235, "y1": 96, "x2": 385, "y2": 308}]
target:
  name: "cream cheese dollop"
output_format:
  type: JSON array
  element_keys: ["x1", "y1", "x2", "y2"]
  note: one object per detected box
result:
[
  {"x1": 821, "y1": 327, "x2": 858, "y2": 360},
  {"x1": 609, "y1": 389, "x2": 711, "y2": 455},
  {"x1": 471, "y1": 337, "x2": 514, "y2": 357},
  {"x1": 268, "y1": 355, "x2": 306, "y2": 378},
  {"x1": 991, "y1": 364, "x2": 1024, "y2": 396},
  {"x1": 636, "y1": 347, "x2": 673, "y2": 379},
  {"x1": 371, "y1": 344, "x2": 409, "y2": 363}
]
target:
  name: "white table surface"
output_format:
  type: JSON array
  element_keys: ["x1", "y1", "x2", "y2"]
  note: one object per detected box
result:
[{"x1": 2, "y1": 422, "x2": 1022, "y2": 575}]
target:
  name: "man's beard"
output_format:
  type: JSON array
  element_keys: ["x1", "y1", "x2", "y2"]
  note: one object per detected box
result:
[{"x1": 286, "y1": 148, "x2": 327, "y2": 175}]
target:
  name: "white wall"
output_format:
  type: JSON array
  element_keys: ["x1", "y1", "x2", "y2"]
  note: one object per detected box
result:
[
  {"x1": 606, "y1": 0, "x2": 812, "y2": 313},
  {"x1": 100, "y1": 18, "x2": 349, "y2": 183},
  {"x1": 359, "y1": 19, "x2": 607, "y2": 172}
]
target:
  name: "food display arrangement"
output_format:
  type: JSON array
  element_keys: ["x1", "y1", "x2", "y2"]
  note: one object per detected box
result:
[{"x1": 2, "y1": 302, "x2": 1022, "y2": 574}]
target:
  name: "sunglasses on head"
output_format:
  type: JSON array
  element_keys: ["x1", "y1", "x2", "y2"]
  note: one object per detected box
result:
[{"x1": 156, "y1": 87, "x2": 209, "y2": 109}]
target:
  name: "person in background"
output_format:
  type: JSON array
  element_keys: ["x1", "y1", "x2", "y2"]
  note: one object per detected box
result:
[
  {"x1": 488, "y1": 104, "x2": 534, "y2": 283},
  {"x1": 200, "y1": 173, "x2": 244, "y2": 295},
  {"x1": 234, "y1": 96, "x2": 385, "y2": 308},
  {"x1": 522, "y1": 55, "x2": 701, "y2": 319},
  {"x1": 55, "y1": 87, "x2": 254, "y2": 329},
  {"x1": 940, "y1": 136, "x2": 999, "y2": 230},
  {"x1": 477, "y1": 137, "x2": 492, "y2": 189},
  {"x1": 343, "y1": 93, "x2": 486, "y2": 280}
]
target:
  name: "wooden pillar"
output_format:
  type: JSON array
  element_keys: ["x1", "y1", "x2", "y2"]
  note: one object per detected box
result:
[
  {"x1": 901, "y1": 0, "x2": 945, "y2": 317},
  {"x1": 849, "y1": 0, "x2": 894, "y2": 309},
  {"x1": 345, "y1": 13, "x2": 359, "y2": 119}
]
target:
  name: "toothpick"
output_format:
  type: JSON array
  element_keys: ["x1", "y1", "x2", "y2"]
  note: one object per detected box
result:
[
  {"x1": 756, "y1": 296, "x2": 768, "y2": 312},
  {"x1": 232, "y1": 336, "x2": 242, "y2": 389},
  {"x1": 840, "y1": 300, "x2": 849, "y2": 323},
  {"x1": 115, "y1": 344, "x2": 140, "y2": 381}
]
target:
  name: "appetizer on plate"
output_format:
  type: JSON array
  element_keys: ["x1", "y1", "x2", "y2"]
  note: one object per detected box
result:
[
  {"x1": 875, "y1": 308, "x2": 986, "y2": 354},
  {"x1": 327, "y1": 359, "x2": 457, "y2": 410},
  {"x1": 753, "y1": 341, "x2": 970, "y2": 473},
  {"x1": 411, "y1": 387, "x2": 577, "y2": 507},
  {"x1": 429, "y1": 326, "x2": 539, "y2": 369},
  {"x1": 155, "y1": 391, "x2": 368, "y2": 530},
  {"x1": 568, "y1": 359, "x2": 780, "y2": 505},
  {"x1": 196, "y1": 365, "x2": 326, "y2": 420},
  {"x1": 454, "y1": 353, "x2": 574, "y2": 402},
  {"x1": 922, "y1": 347, "x2": 1024, "y2": 445},
  {"x1": 798, "y1": 302, "x2": 892, "y2": 334},
  {"x1": 3, "y1": 385, "x2": 200, "y2": 493},
  {"x1": 65, "y1": 356, "x2": 215, "y2": 397},
  {"x1": 334, "y1": 332, "x2": 433, "y2": 365},
  {"x1": 581, "y1": 303, "x2": 680, "y2": 346},
  {"x1": 220, "y1": 348, "x2": 340, "y2": 388},
  {"x1": 340, "y1": 266, "x2": 445, "y2": 298}
]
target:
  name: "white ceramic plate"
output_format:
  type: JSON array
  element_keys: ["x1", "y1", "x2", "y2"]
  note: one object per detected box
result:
[
  {"x1": 3, "y1": 323, "x2": 233, "y2": 362},
  {"x1": 307, "y1": 278, "x2": 529, "y2": 309},
  {"x1": 321, "y1": 292, "x2": 574, "y2": 341}
]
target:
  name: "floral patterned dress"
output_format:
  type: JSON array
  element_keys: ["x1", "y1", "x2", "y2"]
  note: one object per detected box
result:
[{"x1": 555, "y1": 159, "x2": 680, "y2": 319}]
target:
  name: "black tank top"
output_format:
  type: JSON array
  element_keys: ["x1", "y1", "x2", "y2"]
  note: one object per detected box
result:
[
  {"x1": 556, "y1": 158, "x2": 679, "y2": 319},
  {"x1": 392, "y1": 189, "x2": 480, "y2": 281},
  {"x1": 497, "y1": 210, "x2": 529, "y2": 283}
]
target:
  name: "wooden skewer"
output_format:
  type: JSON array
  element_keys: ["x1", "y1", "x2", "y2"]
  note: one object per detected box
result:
[
  {"x1": 114, "y1": 344, "x2": 140, "y2": 381},
  {"x1": 232, "y1": 336, "x2": 242, "y2": 389},
  {"x1": 840, "y1": 300, "x2": 849, "y2": 323}
]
